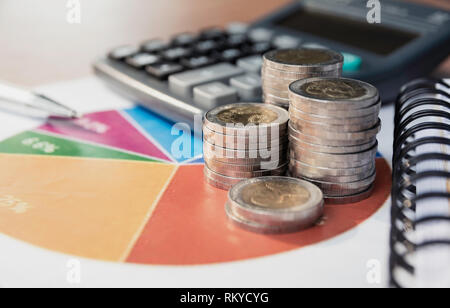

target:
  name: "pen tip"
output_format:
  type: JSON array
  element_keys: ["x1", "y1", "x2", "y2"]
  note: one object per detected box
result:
[{"x1": 71, "y1": 111, "x2": 82, "y2": 118}]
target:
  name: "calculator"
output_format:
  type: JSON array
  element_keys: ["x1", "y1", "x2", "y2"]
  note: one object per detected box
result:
[{"x1": 93, "y1": 0, "x2": 450, "y2": 127}]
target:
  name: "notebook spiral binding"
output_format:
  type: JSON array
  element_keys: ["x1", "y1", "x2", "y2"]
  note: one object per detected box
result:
[{"x1": 390, "y1": 78, "x2": 450, "y2": 288}]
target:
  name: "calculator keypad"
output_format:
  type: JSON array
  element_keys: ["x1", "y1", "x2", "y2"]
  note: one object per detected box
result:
[
  {"x1": 145, "y1": 63, "x2": 184, "y2": 79},
  {"x1": 195, "y1": 40, "x2": 223, "y2": 54},
  {"x1": 216, "y1": 49, "x2": 243, "y2": 63},
  {"x1": 171, "y1": 33, "x2": 198, "y2": 47},
  {"x1": 109, "y1": 45, "x2": 140, "y2": 60},
  {"x1": 108, "y1": 23, "x2": 358, "y2": 109},
  {"x1": 194, "y1": 82, "x2": 238, "y2": 109},
  {"x1": 162, "y1": 47, "x2": 193, "y2": 61},
  {"x1": 248, "y1": 28, "x2": 274, "y2": 43},
  {"x1": 141, "y1": 39, "x2": 169, "y2": 53},
  {"x1": 169, "y1": 63, "x2": 244, "y2": 97},
  {"x1": 200, "y1": 28, "x2": 226, "y2": 41},
  {"x1": 273, "y1": 35, "x2": 301, "y2": 49},
  {"x1": 226, "y1": 22, "x2": 249, "y2": 35},
  {"x1": 180, "y1": 56, "x2": 216, "y2": 69},
  {"x1": 230, "y1": 74, "x2": 262, "y2": 100},
  {"x1": 126, "y1": 53, "x2": 161, "y2": 68},
  {"x1": 237, "y1": 55, "x2": 263, "y2": 74}
]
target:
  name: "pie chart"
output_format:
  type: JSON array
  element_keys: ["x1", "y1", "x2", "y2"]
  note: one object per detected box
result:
[{"x1": 0, "y1": 106, "x2": 392, "y2": 265}]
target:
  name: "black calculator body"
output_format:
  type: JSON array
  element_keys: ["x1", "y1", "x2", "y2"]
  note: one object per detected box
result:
[{"x1": 94, "y1": 0, "x2": 450, "y2": 127}]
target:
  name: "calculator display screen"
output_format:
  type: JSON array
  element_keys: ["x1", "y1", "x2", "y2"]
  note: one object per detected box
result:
[{"x1": 276, "y1": 8, "x2": 420, "y2": 56}]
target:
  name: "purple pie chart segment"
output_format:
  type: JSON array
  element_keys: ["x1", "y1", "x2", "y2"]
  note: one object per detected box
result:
[{"x1": 38, "y1": 110, "x2": 172, "y2": 162}]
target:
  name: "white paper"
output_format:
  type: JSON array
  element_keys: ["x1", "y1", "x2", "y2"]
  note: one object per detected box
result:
[{"x1": 0, "y1": 76, "x2": 393, "y2": 288}]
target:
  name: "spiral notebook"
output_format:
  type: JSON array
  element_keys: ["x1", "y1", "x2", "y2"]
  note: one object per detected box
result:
[{"x1": 390, "y1": 78, "x2": 450, "y2": 288}]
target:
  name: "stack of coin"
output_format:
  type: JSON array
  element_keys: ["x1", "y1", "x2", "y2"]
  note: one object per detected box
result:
[
  {"x1": 262, "y1": 48, "x2": 344, "y2": 109},
  {"x1": 225, "y1": 176, "x2": 324, "y2": 234},
  {"x1": 288, "y1": 77, "x2": 382, "y2": 204},
  {"x1": 203, "y1": 103, "x2": 289, "y2": 190}
]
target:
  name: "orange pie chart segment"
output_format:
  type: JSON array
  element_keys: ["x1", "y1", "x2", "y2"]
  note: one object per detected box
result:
[
  {"x1": 0, "y1": 154, "x2": 176, "y2": 262},
  {"x1": 127, "y1": 158, "x2": 392, "y2": 265}
]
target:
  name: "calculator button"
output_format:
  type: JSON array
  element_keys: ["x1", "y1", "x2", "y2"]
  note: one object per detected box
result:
[
  {"x1": 248, "y1": 28, "x2": 274, "y2": 43},
  {"x1": 195, "y1": 40, "x2": 222, "y2": 54},
  {"x1": 237, "y1": 55, "x2": 263, "y2": 74},
  {"x1": 162, "y1": 47, "x2": 193, "y2": 61},
  {"x1": 227, "y1": 22, "x2": 249, "y2": 35},
  {"x1": 342, "y1": 52, "x2": 362, "y2": 72},
  {"x1": 194, "y1": 82, "x2": 238, "y2": 109},
  {"x1": 108, "y1": 45, "x2": 139, "y2": 60},
  {"x1": 303, "y1": 43, "x2": 328, "y2": 49},
  {"x1": 226, "y1": 34, "x2": 248, "y2": 48},
  {"x1": 230, "y1": 74, "x2": 262, "y2": 100},
  {"x1": 141, "y1": 39, "x2": 169, "y2": 53},
  {"x1": 200, "y1": 28, "x2": 226, "y2": 40},
  {"x1": 126, "y1": 53, "x2": 161, "y2": 68},
  {"x1": 217, "y1": 49, "x2": 244, "y2": 62},
  {"x1": 246, "y1": 42, "x2": 272, "y2": 55},
  {"x1": 169, "y1": 63, "x2": 245, "y2": 97},
  {"x1": 146, "y1": 62, "x2": 184, "y2": 79},
  {"x1": 180, "y1": 55, "x2": 216, "y2": 69},
  {"x1": 273, "y1": 35, "x2": 301, "y2": 49},
  {"x1": 171, "y1": 33, "x2": 198, "y2": 46}
]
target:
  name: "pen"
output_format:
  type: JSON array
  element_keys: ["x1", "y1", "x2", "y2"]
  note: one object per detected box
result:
[{"x1": 0, "y1": 81, "x2": 80, "y2": 119}]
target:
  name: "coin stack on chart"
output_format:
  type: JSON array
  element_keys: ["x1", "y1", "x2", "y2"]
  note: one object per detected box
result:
[
  {"x1": 288, "y1": 77, "x2": 382, "y2": 204},
  {"x1": 262, "y1": 48, "x2": 344, "y2": 109},
  {"x1": 225, "y1": 176, "x2": 324, "y2": 234},
  {"x1": 203, "y1": 103, "x2": 290, "y2": 190}
]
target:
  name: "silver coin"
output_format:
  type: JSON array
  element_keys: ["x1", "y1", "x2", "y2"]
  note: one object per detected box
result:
[
  {"x1": 226, "y1": 176, "x2": 324, "y2": 231},
  {"x1": 261, "y1": 71, "x2": 314, "y2": 82},
  {"x1": 262, "y1": 86, "x2": 290, "y2": 98},
  {"x1": 295, "y1": 172, "x2": 376, "y2": 196},
  {"x1": 262, "y1": 73, "x2": 341, "y2": 94},
  {"x1": 261, "y1": 65, "x2": 340, "y2": 79},
  {"x1": 204, "y1": 174, "x2": 235, "y2": 191},
  {"x1": 289, "y1": 163, "x2": 375, "y2": 183},
  {"x1": 290, "y1": 119, "x2": 381, "y2": 141},
  {"x1": 205, "y1": 160, "x2": 287, "y2": 178},
  {"x1": 261, "y1": 79, "x2": 292, "y2": 92},
  {"x1": 289, "y1": 104, "x2": 379, "y2": 125},
  {"x1": 262, "y1": 94, "x2": 290, "y2": 106},
  {"x1": 264, "y1": 100, "x2": 290, "y2": 110},
  {"x1": 262, "y1": 88, "x2": 290, "y2": 100},
  {"x1": 289, "y1": 77, "x2": 380, "y2": 110},
  {"x1": 204, "y1": 165, "x2": 243, "y2": 190},
  {"x1": 204, "y1": 145, "x2": 288, "y2": 165},
  {"x1": 205, "y1": 157, "x2": 286, "y2": 172},
  {"x1": 289, "y1": 148, "x2": 376, "y2": 169},
  {"x1": 324, "y1": 184, "x2": 374, "y2": 204},
  {"x1": 261, "y1": 72, "x2": 303, "y2": 84},
  {"x1": 289, "y1": 97, "x2": 379, "y2": 114},
  {"x1": 203, "y1": 125, "x2": 287, "y2": 150},
  {"x1": 289, "y1": 158, "x2": 375, "y2": 177},
  {"x1": 225, "y1": 201, "x2": 319, "y2": 234},
  {"x1": 262, "y1": 81, "x2": 291, "y2": 93},
  {"x1": 293, "y1": 100, "x2": 381, "y2": 118},
  {"x1": 289, "y1": 148, "x2": 376, "y2": 167},
  {"x1": 263, "y1": 92, "x2": 290, "y2": 103},
  {"x1": 289, "y1": 141, "x2": 378, "y2": 162},
  {"x1": 204, "y1": 102, "x2": 289, "y2": 136},
  {"x1": 204, "y1": 138, "x2": 287, "y2": 157},
  {"x1": 289, "y1": 114, "x2": 380, "y2": 133},
  {"x1": 288, "y1": 122, "x2": 375, "y2": 147},
  {"x1": 262, "y1": 61, "x2": 342, "y2": 74},
  {"x1": 289, "y1": 135, "x2": 377, "y2": 154},
  {"x1": 262, "y1": 76, "x2": 292, "y2": 88},
  {"x1": 263, "y1": 48, "x2": 343, "y2": 72}
]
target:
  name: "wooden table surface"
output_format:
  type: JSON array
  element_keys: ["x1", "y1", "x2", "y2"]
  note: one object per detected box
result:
[{"x1": 0, "y1": 0, "x2": 448, "y2": 86}]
